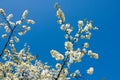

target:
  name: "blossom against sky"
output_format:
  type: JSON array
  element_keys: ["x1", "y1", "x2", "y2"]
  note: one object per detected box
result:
[{"x1": 0, "y1": 0, "x2": 120, "y2": 80}]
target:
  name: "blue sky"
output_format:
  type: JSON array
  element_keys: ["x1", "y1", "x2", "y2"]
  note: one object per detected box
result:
[{"x1": 0, "y1": 0, "x2": 120, "y2": 80}]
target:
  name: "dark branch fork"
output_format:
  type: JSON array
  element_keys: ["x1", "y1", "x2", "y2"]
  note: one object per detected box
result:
[{"x1": 0, "y1": 16, "x2": 18, "y2": 57}]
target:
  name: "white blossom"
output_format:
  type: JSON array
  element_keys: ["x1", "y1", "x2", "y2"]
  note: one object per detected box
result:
[
  {"x1": 26, "y1": 19, "x2": 35, "y2": 24},
  {"x1": 16, "y1": 20, "x2": 22, "y2": 25},
  {"x1": 75, "y1": 33, "x2": 79, "y2": 38},
  {"x1": 87, "y1": 67, "x2": 94, "y2": 75},
  {"x1": 0, "y1": 8, "x2": 6, "y2": 16},
  {"x1": 73, "y1": 38, "x2": 78, "y2": 42},
  {"x1": 65, "y1": 23, "x2": 70, "y2": 28},
  {"x1": 18, "y1": 32, "x2": 24, "y2": 36},
  {"x1": 1, "y1": 34, "x2": 7, "y2": 38},
  {"x1": 13, "y1": 36, "x2": 20, "y2": 42},
  {"x1": 83, "y1": 42, "x2": 89, "y2": 48},
  {"x1": 9, "y1": 21, "x2": 15, "y2": 26},
  {"x1": 78, "y1": 20, "x2": 83, "y2": 28},
  {"x1": 66, "y1": 29, "x2": 72, "y2": 34},
  {"x1": 50, "y1": 50, "x2": 64, "y2": 60},
  {"x1": 0, "y1": 3, "x2": 100, "y2": 80},
  {"x1": 7, "y1": 14, "x2": 13, "y2": 21},
  {"x1": 88, "y1": 50, "x2": 93, "y2": 55},
  {"x1": 91, "y1": 53, "x2": 99, "y2": 59},
  {"x1": 81, "y1": 35, "x2": 85, "y2": 39},
  {"x1": 70, "y1": 73, "x2": 76, "y2": 78},
  {"x1": 65, "y1": 34, "x2": 69, "y2": 39},
  {"x1": 56, "y1": 63, "x2": 61, "y2": 69},
  {"x1": 22, "y1": 10, "x2": 28, "y2": 19},
  {"x1": 87, "y1": 22, "x2": 93, "y2": 29},
  {"x1": 4, "y1": 26, "x2": 10, "y2": 33},
  {"x1": 56, "y1": 8, "x2": 65, "y2": 23},
  {"x1": 88, "y1": 50, "x2": 99, "y2": 59},
  {"x1": 85, "y1": 33, "x2": 91, "y2": 39},
  {"x1": 0, "y1": 71, "x2": 4, "y2": 79},
  {"x1": 60, "y1": 24, "x2": 66, "y2": 30},
  {"x1": 65, "y1": 41, "x2": 73, "y2": 50}
]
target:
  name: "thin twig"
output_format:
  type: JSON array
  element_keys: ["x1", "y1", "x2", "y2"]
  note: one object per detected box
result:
[
  {"x1": 0, "y1": 16, "x2": 17, "y2": 58},
  {"x1": 55, "y1": 57, "x2": 68, "y2": 80},
  {"x1": 0, "y1": 25, "x2": 17, "y2": 57}
]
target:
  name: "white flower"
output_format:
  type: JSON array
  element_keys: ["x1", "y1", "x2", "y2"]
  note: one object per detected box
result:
[
  {"x1": 69, "y1": 35, "x2": 73, "y2": 41},
  {"x1": 69, "y1": 50, "x2": 83, "y2": 63},
  {"x1": 83, "y1": 42, "x2": 89, "y2": 48},
  {"x1": 26, "y1": 19, "x2": 35, "y2": 24},
  {"x1": 75, "y1": 33, "x2": 79, "y2": 38},
  {"x1": 88, "y1": 50, "x2": 93, "y2": 55},
  {"x1": 63, "y1": 68, "x2": 68, "y2": 75},
  {"x1": 65, "y1": 41, "x2": 73, "y2": 50},
  {"x1": 3, "y1": 49, "x2": 10, "y2": 55},
  {"x1": 0, "y1": 8, "x2": 6, "y2": 16},
  {"x1": 81, "y1": 35, "x2": 85, "y2": 39},
  {"x1": 55, "y1": 63, "x2": 61, "y2": 69},
  {"x1": 9, "y1": 21, "x2": 15, "y2": 26},
  {"x1": 65, "y1": 23, "x2": 70, "y2": 28},
  {"x1": 85, "y1": 34, "x2": 91, "y2": 39},
  {"x1": 70, "y1": 73, "x2": 76, "y2": 78},
  {"x1": 73, "y1": 38, "x2": 78, "y2": 42},
  {"x1": 91, "y1": 53, "x2": 99, "y2": 59},
  {"x1": 57, "y1": 20, "x2": 62, "y2": 24},
  {"x1": 87, "y1": 67, "x2": 94, "y2": 75},
  {"x1": 56, "y1": 8, "x2": 65, "y2": 22},
  {"x1": 65, "y1": 34, "x2": 69, "y2": 39},
  {"x1": 7, "y1": 14, "x2": 13, "y2": 21},
  {"x1": 26, "y1": 26, "x2": 31, "y2": 31},
  {"x1": 9, "y1": 39, "x2": 13, "y2": 44},
  {"x1": 87, "y1": 23, "x2": 92, "y2": 29},
  {"x1": 82, "y1": 48, "x2": 87, "y2": 54},
  {"x1": 0, "y1": 71, "x2": 4, "y2": 79},
  {"x1": 84, "y1": 25, "x2": 89, "y2": 32},
  {"x1": 75, "y1": 70, "x2": 80, "y2": 74},
  {"x1": 88, "y1": 50, "x2": 99, "y2": 59},
  {"x1": 66, "y1": 29, "x2": 72, "y2": 34},
  {"x1": 13, "y1": 36, "x2": 20, "y2": 42},
  {"x1": 78, "y1": 20, "x2": 83, "y2": 28},
  {"x1": 1, "y1": 34, "x2": 7, "y2": 38},
  {"x1": 16, "y1": 20, "x2": 22, "y2": 25},
  {"x1": 4, "y1": 26, "x2": 10, "y2": 33},
  {"x1": 50, "y1": 50, "x2": 64, "y2": 60},
  {"x1": 18, "y1": 32, "x2": 24, "y2": 36},
  {"x1": 22, "y1": 25, "x2": 27, "y2": 28},
  {"x1": 60, "y1": 24, "x2": 66, "y2": 30},
  {"x1": 22, "y1": 10, "x2": 28, "y2": 19}
]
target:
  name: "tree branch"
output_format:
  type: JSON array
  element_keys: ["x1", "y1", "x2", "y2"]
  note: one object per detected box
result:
[
  {"x1": 55, "y1": 57, "x2": 68, "y2": 80},
  {"x1": 0, "y1": 20, "x2": 17, "y2": 58}
]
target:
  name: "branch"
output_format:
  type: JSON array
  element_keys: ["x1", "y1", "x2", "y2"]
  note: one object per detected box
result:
[
  {"x1": 0, "y1": 21, "x2": 17, "y2": 58},
  {"x1": 55, "y1": 57, "x2": 68, "y2": 80}
]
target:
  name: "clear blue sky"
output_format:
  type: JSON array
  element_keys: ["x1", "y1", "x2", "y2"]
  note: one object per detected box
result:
[{"x1": 0, "y1": 0, "x2": 120, "y2": 80}]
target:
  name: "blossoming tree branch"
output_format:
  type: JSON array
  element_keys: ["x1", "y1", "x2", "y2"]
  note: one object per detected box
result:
[{"x1": 0, "y1": 3, "x2": 99, "y2": 80}]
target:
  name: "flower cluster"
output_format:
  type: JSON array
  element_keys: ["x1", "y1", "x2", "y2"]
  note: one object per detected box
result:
[
  {"x1": 0, "y1": 3, "x2": 100, "y2": 80},
  {"x1": 50, "y1": 50, "x2": 64, "y2": 61},
  {"x1": 53, "y1": 3, "x2": 99, "y2": 79},
  {"x1": 0, "y1": 8, "x2": 35, "y2": 43}
]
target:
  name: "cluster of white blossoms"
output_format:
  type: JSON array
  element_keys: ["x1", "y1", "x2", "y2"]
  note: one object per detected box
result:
[
  {"x1": 0, "y1": 3, "x2": 100, "y2": 80},
  {"x1": 0, "y1": 8, "x2": 35, "y2": 42},
  {"x1": 50, "y1": 50, "x2": 64, "y2": 60},
  {"x1": 54, "y1": 3, "x2": 99, "y2": 79},
  {"x1": 65, "y1": 41, "x2": 73, "y2": 50},
  {"x1": 88, "y1": 50, "x2": 99, "y2": 59},
  {"x1": 55, "y1": 4, "x2": 65, "y2": 24}
]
